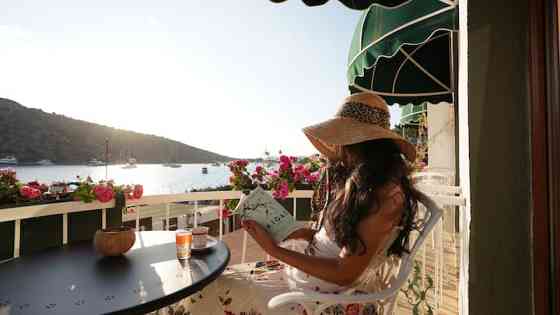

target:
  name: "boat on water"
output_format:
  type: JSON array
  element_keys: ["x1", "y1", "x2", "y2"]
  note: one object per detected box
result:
[
  {"x1": 201, "y1": 167, "x2": 208, "y2": 174},
  {"x1": 162, "y1": 162, "x2": 182, "y2": 168},
  {"x1": 36, "y1": 159, "x2": 54, "y2": 166},
  {"x1": 87, "y1": 158, "x2": 105, "y2": 166},
  {"x1": 163, "y1": 144, "x2": 182, "y2": 168},
  {"x1": 0, "y1": 156, "x2": 18, "y2": 165},
  {"x1": 122, "y1": 158, "x2": 137, "y2": 169},
  {"x1": 211, "y1": 162, "x2": 221, "y2": 167}
]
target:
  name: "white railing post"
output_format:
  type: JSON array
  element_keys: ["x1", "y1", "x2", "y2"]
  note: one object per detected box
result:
[
  {"x1": 242, "y1": 230, "x2": 248, "y2": 264},
  {"x1": 439, "y1": 220, "x2": 444, "y2": 308},
  {"x1": 102, "y1": 208, "x2": 107, "y2": 229},
  {"x1": 13, "y1": 219, "x2": 20, "y2": 258},
  {"x1": 194, "y1": 201, "x2": 198, "y2": 227},
  {"x1": 292, "y1": 197, "x2": 298, "y2": 250},
  {"x1": 422, "y1": 240, "x2": 426, "y2": 288},
  {"x1": 165, "y1": 203, "x2": 170, "y2": 231},
  {"x1": 63, "y1": 213, "x2": 68, "y2": 245},
  {"x1": 135, "y1": 206, "x2": 140, "y2": 230},
  {"x1": 219, "y1": 200, "x2": 223, "y2": 240}
]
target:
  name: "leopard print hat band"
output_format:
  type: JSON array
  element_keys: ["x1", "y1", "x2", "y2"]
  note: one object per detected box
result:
[{"x1": 336, "y1": 101, "x2": 391, "y2": 129}]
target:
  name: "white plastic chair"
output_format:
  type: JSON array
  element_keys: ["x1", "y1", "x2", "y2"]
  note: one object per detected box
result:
[
  {"x1": 412, "y1": 168, "x2": 458, "y2": 304},
  {"x1": 267, "y1": 192, "x2": 443, "y2": 315},
  {"x1": 415, "y1": 183, "x2": 464, "y2": 310}
]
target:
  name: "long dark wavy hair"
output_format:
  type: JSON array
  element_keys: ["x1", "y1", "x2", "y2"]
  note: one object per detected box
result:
[{"x1": 324, "y1": 139, "x2": 421, "y2": 257}]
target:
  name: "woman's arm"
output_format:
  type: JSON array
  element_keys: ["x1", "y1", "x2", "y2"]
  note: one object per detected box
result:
[
  {"x1": 284, "y1": 226, "x2": 316, "y2": 242},
  {"x1": 243, "y1": 192, "x2": 404, "y2": 286}
]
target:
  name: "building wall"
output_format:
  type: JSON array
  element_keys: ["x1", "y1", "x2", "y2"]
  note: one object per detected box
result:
[
  {"x1": 468, "y1": 0, "x2": 533, "y2": 314},
  {"x1": 427, "y1": 103, "x2": 456, "y2": 179}
]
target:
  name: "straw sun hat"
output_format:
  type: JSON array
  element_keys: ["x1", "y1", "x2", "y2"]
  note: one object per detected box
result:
[{"x1": 303, "y1": 92, "x2": 416, "y2": 162}]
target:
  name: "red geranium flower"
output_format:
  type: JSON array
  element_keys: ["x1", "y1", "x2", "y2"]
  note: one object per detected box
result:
[
  {"x1": 132, "y1": 185, "x2": 143, "y2": 199},
  {"x1": 19, "y1": 185, "x2": 42, "y2": 199},
  {"x1": 93, "y1": 184, "x2": 114, "y2": 203}
]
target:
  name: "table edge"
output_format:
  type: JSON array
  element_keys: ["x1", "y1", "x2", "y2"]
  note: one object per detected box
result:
[{"x1": 107, "y1": 241, "x2": 231, "y2": 315}]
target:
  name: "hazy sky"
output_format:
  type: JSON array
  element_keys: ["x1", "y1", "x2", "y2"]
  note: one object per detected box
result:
[{"x1": 0, "y1": 0, "x2": 400, "y2": 158}]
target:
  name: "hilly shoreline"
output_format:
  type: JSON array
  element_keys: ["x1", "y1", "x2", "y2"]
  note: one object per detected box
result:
[{"x1": 0, "y1": 98, "x2": 234, "y2": 164}]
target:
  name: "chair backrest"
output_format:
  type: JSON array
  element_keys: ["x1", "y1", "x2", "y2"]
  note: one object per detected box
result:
[
  {"x1": 416, "y1": 183, "x2": 462, "y2": 196},
  {"x1": 411, "y1": 171, "x2": 453, "y2": 186},
  {"x1": 385, "y1": 192, "x2": 443, "y2": 294}
]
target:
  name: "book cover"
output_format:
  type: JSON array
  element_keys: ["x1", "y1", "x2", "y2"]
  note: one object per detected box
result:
[{"x1": 236, "y1": 186, "x2": 303, "y2": 243}]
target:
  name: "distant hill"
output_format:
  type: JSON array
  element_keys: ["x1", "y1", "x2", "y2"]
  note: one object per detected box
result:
[{"x1": 0, "y1": 98, "x2": 234, "y2": 164}]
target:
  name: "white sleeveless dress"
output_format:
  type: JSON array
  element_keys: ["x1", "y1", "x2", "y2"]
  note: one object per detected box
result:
[{"x1": 150, "y1": 225, "x2": 401, "y2": 315}]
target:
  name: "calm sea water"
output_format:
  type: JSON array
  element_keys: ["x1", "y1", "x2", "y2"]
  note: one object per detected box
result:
[{"x1": 12, "y1": 164, "x2": 234, "y2": 195}]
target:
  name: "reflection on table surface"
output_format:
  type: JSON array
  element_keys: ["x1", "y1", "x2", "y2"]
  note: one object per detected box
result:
[{"x1": 0, "y1": 231, "x2": 230, "y2": 315}]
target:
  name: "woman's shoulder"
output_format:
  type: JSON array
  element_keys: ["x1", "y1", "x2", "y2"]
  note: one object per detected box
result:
[{"x1": 356, "y1": 183, "x2": 406, "y2": 247}]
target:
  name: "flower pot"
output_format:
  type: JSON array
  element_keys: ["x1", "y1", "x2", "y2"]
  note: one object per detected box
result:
[{"x1": 94, "y1": 226, "x2": 136, "y2": 256}]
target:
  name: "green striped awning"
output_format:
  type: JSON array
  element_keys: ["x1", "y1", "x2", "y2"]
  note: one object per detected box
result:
[{"x1": 348, "y1": 0, "x2": 458, "y2": 105}]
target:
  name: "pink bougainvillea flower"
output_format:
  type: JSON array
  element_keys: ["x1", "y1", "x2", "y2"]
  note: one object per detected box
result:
[
  {"x1": 94, "y1": 184, "x2": 114, "y2": 203},
  {"x1": 132, "y1": 185, "x2": 144, "y2": 199},
  {"x1": 273, "y1": 180, "x2": 290, "y2": 199},
  {"x1": 305, "y1": 172, "x2": 320, "y2": 184},
  {"x1": 279, "y1": 162, "x2": 291, "y2": 172},
  {"x1": 279, "y1": 155, "x2": 291, "y2": 165},
  {"x1": 255, "y1": 165, "x2": 263, "y2": 173},
  {"x1": 19, "y1": 185, "x2": 42, "y2": 199}
]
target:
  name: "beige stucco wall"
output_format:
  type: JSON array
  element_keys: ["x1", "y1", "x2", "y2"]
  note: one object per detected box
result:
[
  {"x1": 427, "y1": 103, "x2": 456, "y2": 180},
  {"x1": 468, "y1": 0, "x2": 533, "y2": 314}
]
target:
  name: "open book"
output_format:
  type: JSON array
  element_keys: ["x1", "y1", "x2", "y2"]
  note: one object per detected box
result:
[{"x1": 236, "y1": 187, "x2": 303, "y2": 243}]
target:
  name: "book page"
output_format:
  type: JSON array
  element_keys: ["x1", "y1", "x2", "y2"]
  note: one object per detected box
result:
[{"x1": 236, "y1": 187, "x2": 302, "y2": 243}]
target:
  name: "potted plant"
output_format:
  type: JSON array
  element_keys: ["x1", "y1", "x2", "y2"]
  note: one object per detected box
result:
[{"x1": 0, "y1": 169, "x2": 143, "y2": 259}]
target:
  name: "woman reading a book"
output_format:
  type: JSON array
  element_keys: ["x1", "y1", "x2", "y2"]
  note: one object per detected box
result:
[{"x1": 158, "y1": 93, "x2": 421, "y2": 315}]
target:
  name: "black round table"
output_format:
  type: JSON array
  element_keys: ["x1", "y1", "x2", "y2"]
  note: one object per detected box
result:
[{"x1": 0, "y1": 231, "x2": 230, "y2": 315}]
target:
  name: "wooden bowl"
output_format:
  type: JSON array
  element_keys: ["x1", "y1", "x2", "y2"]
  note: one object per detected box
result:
[{"x1": 94, "y1": 226, "x2": 136, "y2": 256}]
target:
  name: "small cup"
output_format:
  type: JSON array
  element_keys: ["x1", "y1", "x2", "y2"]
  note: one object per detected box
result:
[
  {"x1": 192, "y1": 226, "x2": 209, "y2": 249},
  {"x1": 175, "y1": 230, "x2": 192, "y2": 260}
]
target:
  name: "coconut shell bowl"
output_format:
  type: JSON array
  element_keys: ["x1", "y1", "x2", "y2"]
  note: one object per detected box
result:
[{"x1": 94, "y1": 226, "x2": 136, "y2": 256}]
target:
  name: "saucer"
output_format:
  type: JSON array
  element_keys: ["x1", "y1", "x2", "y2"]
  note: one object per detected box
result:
[{"x1": 191, "y1": 236, "x2": 218, "y2": 253}]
